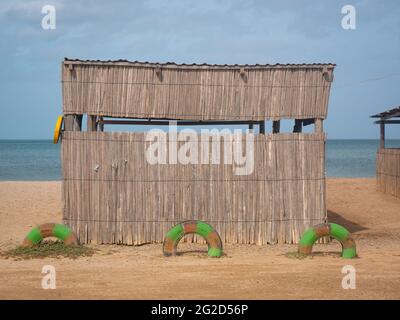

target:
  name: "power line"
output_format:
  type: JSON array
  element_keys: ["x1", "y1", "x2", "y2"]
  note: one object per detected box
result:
[{"x1": 335, "y1": 73, "x2": 400, "y2": 88}]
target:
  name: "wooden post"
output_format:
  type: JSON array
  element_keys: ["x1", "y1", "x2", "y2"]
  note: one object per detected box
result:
[
  {"x1": 293, "y1": 119, "x2": 302, "y2": 133},
  {"x1": 73, "y1": 115, "x2": 83, "y2": 131},
  {"x1": 259, "y1": 121, "x2": 265, "y2": 134},
  {"x1": 64, "y1": 115, "x2": 74, "y2": 131},
  {"x1": 87, "y1": 115, "x2": 98, "y2": 131},
  {"x1": 272, "y1": 120, "x2": 280, "y2": 133},
  {"x1": 380, "y1": 120, "x2": 385, "y2": 149},
  {"x1": 314, "y1": 118, "x2": 323, "y2": 133},
  {"x1": 98, "y1": 116, "x2": 104, "y2": 132}
]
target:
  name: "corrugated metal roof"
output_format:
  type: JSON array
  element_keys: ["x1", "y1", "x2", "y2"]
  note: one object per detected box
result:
[
  {"x1": 371, "y1": 107, "x2": 400, "y2": 119},
  {"x1": 63, "y1": 58, "x2": 336, "y2": 69}
]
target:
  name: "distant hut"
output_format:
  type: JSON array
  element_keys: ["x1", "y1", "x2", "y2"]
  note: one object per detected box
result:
[
  {"x1": 372, "y1": 107, "x2": 400, "y2": 198},
  {"x1": 60, "y1": 58, "x2": 335, "y2": 245}
]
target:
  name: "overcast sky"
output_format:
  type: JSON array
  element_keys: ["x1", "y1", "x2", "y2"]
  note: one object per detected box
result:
[{"x1": 0, "y1": 0, "x2": 399, "y2": 139}]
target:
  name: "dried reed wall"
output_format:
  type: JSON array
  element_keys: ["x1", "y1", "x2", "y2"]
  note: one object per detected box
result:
[
  {"x1": 62, "y1": 61, "x2": 334, "y2": 120},
  {"x1": 376, "y1": 148, "x2": 400, "y2": 198},
  {"x1": 61, "y1": 131, "x2": 326, "y2": 245}
]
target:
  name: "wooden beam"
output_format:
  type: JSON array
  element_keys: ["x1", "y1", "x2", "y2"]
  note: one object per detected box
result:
[
  {"x1": 293, "y1": 119, "x2": 302, "y2": 133},
  {"x1": 272, "y1": 120, "x2": 280, "y2": 133},
  {"x1": 302, "y1": 118, "x2": 315, "y2": 126},
  {"x1": 374, "y1": 120, "x2": 400, "y2": 124},
  {"x1": 314, "y1": 119, "x2": 323, "y2": 133},
  {"x1": 87, "y1": 115, "x2": 98, "y2": 131},
  {"x1": 98, "y1": 119, "x2": 259, "y2": 126},
  {"x1": 380, "y1": 121, "x2": 385, "y2": 148},
  {"x1": 73, "y1": 115, "x2": 83, "y2": 131},
  {"x1": 98, "y1": 117, "x2": 104, "y2": 132},
  {"x1": 155, "y1": 67, "x2": 162, "y2": 81},
  {"x1": 259, "y1": 121, "x2": 265, "y2": 134},
  {"x1": 63, "y1": 115, "x2": 74, "y2": 131},
  {"x1": 239, "y1": 68, "x2": 247, "y2": 82}
]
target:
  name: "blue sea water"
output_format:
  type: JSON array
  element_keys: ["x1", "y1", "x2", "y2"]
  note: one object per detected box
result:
[
  {"x1": 0, "y1": 140, "x2": 61, "y2": 181},
  {"x1": 1, "y1": 139, "x2": 400, "y2": 180},
  {"x1": 326, "y1": 139, "x2": 400, "y2": 177}
]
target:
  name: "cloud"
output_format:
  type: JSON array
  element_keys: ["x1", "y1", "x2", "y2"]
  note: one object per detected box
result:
[{"x1": 0, "y1": 0, "x2": 399, "y2": 138}]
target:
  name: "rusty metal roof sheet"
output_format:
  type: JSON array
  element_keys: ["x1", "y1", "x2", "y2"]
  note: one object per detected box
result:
[
  {"x1": 371, "y1": 107, "x2": 400, "y2": 119},
  {"x1": 63, "y1": 58, "x2": 336, "y2": 69}
]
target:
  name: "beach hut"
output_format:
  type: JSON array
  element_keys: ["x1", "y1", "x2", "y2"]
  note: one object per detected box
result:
[
  {"x1": 60, "y1": 58, "x2": 335, "y2": 245},
  {"x1": 372, "y1": 107, "x2": 400, "y2": 198}
]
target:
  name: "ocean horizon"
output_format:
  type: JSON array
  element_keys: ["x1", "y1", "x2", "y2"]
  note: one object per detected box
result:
[{"x1": 1, "y1": 139, "x2": 400, "y2": 180}]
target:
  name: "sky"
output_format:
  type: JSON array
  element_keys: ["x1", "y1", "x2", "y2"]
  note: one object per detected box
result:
[{"x1": 0, "y1": 0, "x2": 399, "y2": 139}]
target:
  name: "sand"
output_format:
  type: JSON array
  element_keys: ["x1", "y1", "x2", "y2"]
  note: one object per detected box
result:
[{"x1": 0, "y1": 178, "x2": 399, "y2": 299}]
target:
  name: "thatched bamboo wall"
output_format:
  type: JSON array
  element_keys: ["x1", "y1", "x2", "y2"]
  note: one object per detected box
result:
[
  {"x1": 61, "y1": 131, "x2": 326, "y2": 245},
  {"x1": 62, "y1": 59, "x2": 334, "y2": 120},
  {"x1": 376, "y1": 148, "x2": 400, "y2": 198}
]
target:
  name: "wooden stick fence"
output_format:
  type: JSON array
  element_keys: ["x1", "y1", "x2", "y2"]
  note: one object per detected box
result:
[
  {"x1": 376, "y1": 148, "x2": 400, "y2": 198},
  {"x1": 62, "y1": 131, "x2": 326, "y2": 245}
]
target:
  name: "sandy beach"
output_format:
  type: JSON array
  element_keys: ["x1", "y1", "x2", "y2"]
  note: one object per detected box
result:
[{"x1": 0, "y1": 178, "x2": 399, "y2": 299}]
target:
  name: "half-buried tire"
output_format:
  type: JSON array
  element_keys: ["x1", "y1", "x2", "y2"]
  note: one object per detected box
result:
[
  {"x1": 22, "y1": 223, "x2": 78, "y2": 247},
  {"x1": 163, "y1": 220, "x2": 223, "y2": 257},
  {"x1": 298, "y1": 223, "x2": 357, "y2": 259}
]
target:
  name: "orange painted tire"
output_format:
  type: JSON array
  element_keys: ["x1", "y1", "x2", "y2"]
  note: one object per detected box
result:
[
  {"x1": 22, "y1": 223, "x2": 78, "y2": 247},
  {"x1": 163, "y1": 220, "x2": 223, "y2": 257},
  {"x1": 298, "y1": 223, "x2": 357, "y2": 259}
]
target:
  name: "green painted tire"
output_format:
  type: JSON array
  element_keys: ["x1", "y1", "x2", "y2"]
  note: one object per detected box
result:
[
  {"x1": 298, "y1": 223, "x2": 357, "y2": 259},
  {"x1": 163, "y1": 220, "x2": 223, "y2": 257},
  {"x1": 22, "y1": 223, "x2": 78, "y2": 247}
]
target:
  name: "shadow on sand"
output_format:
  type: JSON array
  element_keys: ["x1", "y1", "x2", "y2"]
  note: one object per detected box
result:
[{"x1": 327, "y1": 210, "x2": 368, "y2": 233}]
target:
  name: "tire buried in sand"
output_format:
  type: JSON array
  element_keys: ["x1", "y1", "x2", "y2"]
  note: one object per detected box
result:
[
  {"x1": 22, "y1": 223, "x2": 78, "y2": 247},
  {"x1": 298, "y1": 222, "x2": 357, "y2": 259},
  {"x1": 163, "y1": 220, "x2": 223, "y2": 257}
]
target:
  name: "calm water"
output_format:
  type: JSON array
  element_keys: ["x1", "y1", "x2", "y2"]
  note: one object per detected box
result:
[
  {"x1": 0, "y1": 140, "x2": 61, "y2": 181},
  {"x1": 1, "y1": 139, "x2": 400, "y2": 180}
]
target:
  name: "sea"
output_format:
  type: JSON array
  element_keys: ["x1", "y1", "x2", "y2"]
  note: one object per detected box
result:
[{"x1": 1, "y1": 139, "x2": 400, "y2": 180}]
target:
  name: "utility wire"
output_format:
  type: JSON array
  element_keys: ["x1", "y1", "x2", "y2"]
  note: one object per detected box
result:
[{"x1": 335, "y1": 73, "x2": 400, "y2": 88}]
